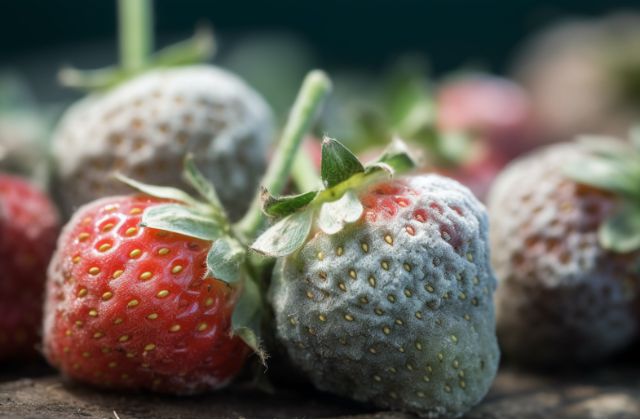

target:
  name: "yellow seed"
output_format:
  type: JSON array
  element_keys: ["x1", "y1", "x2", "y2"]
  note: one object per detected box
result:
[
  {"x1": 375, "y1": 308, "x2": 384, "y2": 315},
  {"x1": 130, "y1": 208, "x2": 142, "y2": 215},
  {"x1": 316, "y1": 251, "x2": 324, "y2": 260},
  {"x1": 338, "y1": 282, "x2": 346, "y2": 291},
  {"x1": 464, "y1": 314, "x2": 471, "y2": 321},
  {"x1": 108, "y1": 362, "x2": 117, "y2": 368},
  {"x1": 369, "y1": 347, "x2": 377, "y2": 354},
  {"x1": 466, "y1": 253, "x2": 474, "y2": 262},
  {"x1": 318, "y1": 314, "x2": 327, "y2": 322},
  {"x1": 82, "y1": 217, "x2": 92, "y2": 225},
  {"x1": 368, "y1": 276, "x2": 376, "y2": 288},
  {"x1": 101, "y1": 291, "x2": 113, "y2": 301},
  {"x1": 104, "y1": 204, "x2": 117, "y2": 212},
  {"x1": 98, "y1": 243, "x2": 112, "y2": 252},
  {"x1": 373, "y1": 375, "x2": 382, "y2": 382},
  {"x1": 156, "y1": 290, "x2": 169, "y2": 298},
  {"x1": 404, "y1": 289, "x2": 412, "y2": 297},
  {"x1": 88, "y1": 267, "x2": 100, "y2": 275},
  {"x1": 344, "y1": 314, "x2": 354, "y2": 321},
  {"x1": 78, "y1": 288, "x2": 88, "y2": 298},
  {"x1": 102, "y1": 223, "x2": 114, "y2": 232},
  {"x1": 119, "y1": 335, "x2": 129, "y2": 342},
  {"x1": 171, "y1": 265, "x2": 183, "y2": 274},
  {"x1": 139, "y1": 271, "x2": 152, "y2": 281},
  {"x1": 417, "y1": 391, "x2": 425, "y2": 398},
  {"x1": 88, "y1": 309, "x2": 98, "y2": 317},
  {"x1": 147, "y1": 313, "x2": 158, "y2": 320},
  {"x1": 101, "y1": 347, "x2": 111, "y2": 354},
  {"x1": 169, "y1": 324, "x2": 181, "y2": 332},
  {"x1": 388, "y1": 367, "x2": 397, "y2": 373},
  {"x1": 82, "y1": 352, "x2": 91, "y2": 358},
  {"x1": 381, "y1": 261, "x2": 389, "y2": 270},
  {"x1": 361, "y1": 243, "x2": 369, "y2": 253},
  {"x1": 426, "y1": 284, "x2": 435, "y2": 293},
  {"x1": 78, "y1": 233, "x2": 90, "y2": 241},
  {"x1": 158, "y1": 248, "x2": 170, "y2": 256},
  {"x1": 75, "y1": 320, "x2": 83, "y2": 327},
  {"x1": 453, "y1": 360, "x2": 459, "y2": 369},
  {"x1": 415, "y1": 311, "x2": 423, "y2": 319},
  {"x1": 93, "y1": 332, "x2": 103, "y2": 339},
  {"x1": 382, "y1": 326, "x2": 391, "y2": 335},
  {"x1": 197, "y1": 322, "x2": 208, "y2": 331},
  {"x1": 387, "y1": 294, "x2": 396, "y2": 303},
  {"x1": 72, "y1": 255, "x2": 81, "y2": 264},
  {"x1": 126, "y1": 352, "x2": 135, "y2": 358},
  {"x1": 129, "y1": 249, "x2": 142, "y2": 258},
  {"x1": 460, "y1": 380, "x2": 466, "y2": 389},
  {"x1": 406, "y1": 363, "x2": 414, "y2": 371},
  {"x1": 416, "y1": 341, "x2": 423, "y2": 350},
  {"x1": 205, "y1": 297, "x2": 214, "y2": 306},
  {"x1": 395, "y1": 319, "x2": 404, "y2": 326},
  {"x1": 125, "y1": 227, "x2": 137, "y2": 236},
  {"x1": 336, "y1": 246, "x2": 344, "y2": 256},
  {"x1": 445, "y1": 385, "x2": 452, "y2": 393},
  {"x1": 113, "y1": 318, "x2": 123, "y2": 325},
  {"x1": 459, "y1": 292, "x2": 467, "y2": 300},
  {"x1": 438, "y1": 352, "x2": 444, "y2": 361},
  {"x1": 360, "y1": 296, "x2": 369, "y2": 304},
  {"x1": 384, "y1": 234, "x2": 393, "y2": 245},
  {"x1": 451, "y1": 335, "x2": 458, "y2": 343},
  {"x1": 306, "y1": 291, "x2": 314, "y2": 299},
  {"x1": 127, "y1": 299, "x2": 139, "y2": 308},
  {"x1": 348, "y1": 269, "x2": 357, "y2": 279},
  {"x1": 112, "y1": 270, "x2": 124, "y2": 279},
  {"x1": 473, "y1": 276, "x2": 479, "y2": 284},
  {"x1": 144, "y1": 343, "x2": 156, "y2": 351},
  {"x1": 423, "y1": 376, "x2": 430, "y2": 382}
]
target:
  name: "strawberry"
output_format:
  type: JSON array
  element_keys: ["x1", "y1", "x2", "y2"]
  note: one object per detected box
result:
[
  {"x1": 0, "y1": 174, "x2": 59, "y2": 360},
  {"x1": 52, "y1": 2, "x2": 273, "y2": 219},
  {"x1": 43, "y1": 192, "x2": 251, "y2": 393},
  {"x1": 488, "y1": 136, "x2": 640, "y2": 366},
  {"x1": 53, "y1": 65, "x2": 273, "y2": 219},
  {"x1": 515, "y1": 13, "x2": 640, "y2": 142},
  {"x1": 436, "y1": 74, "x2": 536, "y2": 160},
  {"x1": 252, "y1": 138, "x2": 499, "y2": 417}
]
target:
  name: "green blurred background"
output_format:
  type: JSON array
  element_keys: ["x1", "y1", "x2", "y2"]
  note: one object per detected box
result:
[{"x1": 2, "y1": 0, "x2": 639, "y2": 104}]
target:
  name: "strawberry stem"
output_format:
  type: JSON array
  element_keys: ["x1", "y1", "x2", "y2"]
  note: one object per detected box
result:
[
  {"x1": 235, "y1": 70, "x2": 332, "y2": 241},
  {"x1": 119, "y1": 0, "x2": 153, "y2": 72}
]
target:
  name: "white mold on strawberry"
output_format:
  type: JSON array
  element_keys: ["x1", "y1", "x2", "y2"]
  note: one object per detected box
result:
[
  {"x1": 488, "y1": 139, "x2": 640, "y2": 366},
  {"x1": 53, "y1": 65, "x2": 273, "y2": 219},
  {"x1": 254, "y1": 138, "x2": 499, "y2": 417}
]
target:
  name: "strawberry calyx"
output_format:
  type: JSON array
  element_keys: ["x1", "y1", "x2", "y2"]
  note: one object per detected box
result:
[
  {"x1": 59, "y1": 0, "x2": 214, "y2": 91},
  {"x1": 564, "y1": 129, "x2": 640, "y2": 253},
  {"x1": 117, "y1": 155, "x2": 266, "y2": 362},
  {"x1": 251, "y1": 137, "x2": 416, "y2": 258}
]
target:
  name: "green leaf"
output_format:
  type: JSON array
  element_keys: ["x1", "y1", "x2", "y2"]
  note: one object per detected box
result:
[
  {"x1": 206, "y1": 237, "x2": 246, "y2": 284},
  {"x1": 262, "y1": 189, "x2": 319, "y2": 218},
  {"x1": 231, "y1": 276, "x2": 267, "y2": 364},
  {"x1": 371, "y1": 137, "x2": 417, "y2": 173},
  {"x1": 599, "y1": 203, "x2": 640, "y2": 253},
  {"x1": 564, "y1": 156, "x2": 638, "y2": 197},
  {"x1": 321, "y1": 137, "x2": 365, "y2": 188},
  {"x1": 115, "y1": 173, "x2": 197, "y2": 205},
  {"x1": 182, "y1": 155, "x2": 225, "y2": 210},
  {"x1": 251, "y1": 209, "x2": 313, "y2": 257},
  {"x1": 317, "y1": 190, "x2": 364, "y2": 235},
  {"x1": 141, "y1": 204, "x2": 225, "y2": 240}
]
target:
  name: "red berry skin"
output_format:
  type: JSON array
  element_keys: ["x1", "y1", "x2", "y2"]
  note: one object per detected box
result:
[
  {"x1": 0, "y1": 174, "x2": 59, "y2": 360},
  {"x1": 43, "y1": 196, "x2": 249, "y2": 394}
]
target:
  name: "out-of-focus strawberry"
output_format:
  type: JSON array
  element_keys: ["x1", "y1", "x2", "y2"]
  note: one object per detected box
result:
[{"x1": 0, "y1": 174, "x2": 59, "y2": 360}]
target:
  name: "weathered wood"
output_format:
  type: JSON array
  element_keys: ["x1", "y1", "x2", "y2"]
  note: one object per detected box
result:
[{"x1": 2, "y1": 361, "x2": 640, "y2": 418}]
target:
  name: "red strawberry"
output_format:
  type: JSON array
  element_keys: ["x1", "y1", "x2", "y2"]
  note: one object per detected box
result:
[
  {"x1": 0, "y1": 174, "x2": 59, "y2": 360},
  {"x1": 43, "y1": 195, "x2": 250, "y2": 394}
]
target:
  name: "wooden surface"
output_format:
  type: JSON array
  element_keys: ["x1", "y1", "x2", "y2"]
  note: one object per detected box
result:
[{"x1": 2, "y1": 359, "x2": 640, "y2": 418}]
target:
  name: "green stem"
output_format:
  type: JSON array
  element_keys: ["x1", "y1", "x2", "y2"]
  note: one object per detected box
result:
[
  {"x1": 119, "y1": 0, "x2": 153, "y2": 72},
  {"x1": 235, "y1": 70, "x2": 332, "y2": 241},
  {"x1": 292, "y1": 148, "x2": 322, "y2": 192}
]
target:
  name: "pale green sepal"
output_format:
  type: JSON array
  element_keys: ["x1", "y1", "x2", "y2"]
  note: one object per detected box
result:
[
  {"x1": 250, "y1": 209, "x2": 313, "y2": 257},
  {"x1": 599, "y1": 203, "x2": 640, "y2": 253},
  {"x1": 206, "y1": 237, "x2": 246, "y2": 284},
  {"x1": 317, "y1": 190, "x2": 364, "y2": 235},
  {"x1": 182, "y1": 154, "x2": 225, "y2": 210},
  {"x1": 231, "y1": 276, "x2": 267, "y2": 364},
  {"x1": 115, "y1": 173, "x2": 198, "y2": 205},
  {"x1": 321, "y1": 136, "x2": 365, "y2": 188},
  {"x1": 141, "y1": 204, "x2": 225, "y2": 240},
  {"x1": 371, "y1": 137, "x2": 416, "y2": 174},
  {"x1": 262, "y1": 189, "x2": 318, "y2": 218}
]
